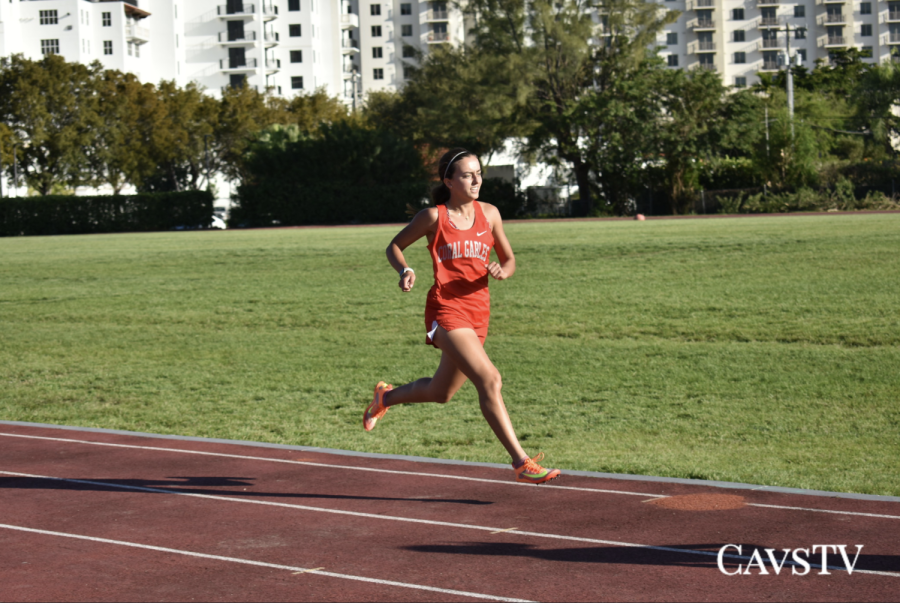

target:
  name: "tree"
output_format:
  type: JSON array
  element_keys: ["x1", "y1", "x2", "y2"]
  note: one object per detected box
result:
[
  {"x1": 855, "y1": 62, "x2": 900, "y2": 156},
  {"x1": 89, "y1": 70, "x2": 166, "y2": 194},
  {"x1": 461, "y1": 0, "x2": 678, "y2": 214},
  {"x1": 0, "y1": 54, "x2": 100, "y2": 195}
]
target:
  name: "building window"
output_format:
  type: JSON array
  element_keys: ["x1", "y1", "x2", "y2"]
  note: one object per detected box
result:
[
  {"x1": 734, "y1": 52, "x2": 746, "y2": 64},
  {"x1": 404, "y1": 65, "x2": 415, "y2": 78},
  {"x1": 861, "y1": 46, "x2": 873, "y2": 58},
  {"x1": 289, "y1": 0, "x2": 300, "y2": 10},
  {"x1": 290, "y1": 50, "x2": 303, "y2": 63},
  {"x1": 860, "y1": 2, "x2": 871, "y2": 15},
  {"x1": 373, "y1": 46, "x2": 383, "y2": 58},
  {"x1": 230, "y1": 74, "x2": 247, "y2": 88},
  {"x1": 735, "y1": 76, "x2": 747, "y2": 88},
  {"x1": 292, "y1": 76, "x2": 304, "y2": 89},
  {"x1": 128, "y1": 42, "x2": 133, "y2": 56},
  {"x1": 40, "y1": 39, "x2": 60, "y2": 55},
  {"x1": 732, "y1": 8, "x2": 744, "y2": 20},
  {"x1": 372, "y1": 25, "x2": 382, "y2": 37},
  {"x1": 102, "y1": 12, "x2": 112, "y2": 27},
  {"x1": 371, "y1": 4, "x2": 381, "y2": 16},
  {"x1": 794, "y1": 5, "x2": 805, "y2": 18},
  {"x1": 373, "y1": 68, "x2": 384, "y2": 80},
  {"x1": 734, "y1": 29, "x2": 745, "y2": 42},
  {"x1": 666, "y1": 32, "x2": 677, "y2": 45},
  {"x1": 401, "y1": 24, "x2": 413, "y2": 36},
  {"x1": 667, "y1": 54, "x2": 678, "y2": 67},
  {"x1": 402, "y1": 44, "x2": 415, "y2": 58},
  {"x1": 401, "y1": 3, "x2": 412, "y2": 15},
  {"x1": 861, "y1": 24, "x2": 872, "y2": 37},
  {"x1": 797, "y1": 49, "x2": 807, "y2": 62},
  {"x1": 39, "y1": 10, "x2": 58, "y2": 25},
  {"x1": 289, "y1": 24, "x2": 301, "y2": 37},
  {"x1": 795, "y1": 28, "x2": 806, "y2": 39},
  {"x1": 104, "y1": 41, "x2": 113, "y2": 55},
  {"x1": 135, "y1": 43, "x2": 140, "y2": 58}
]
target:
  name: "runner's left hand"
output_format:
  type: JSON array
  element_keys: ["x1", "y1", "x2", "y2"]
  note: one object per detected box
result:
[{"x1": 486, "y1": 262, "x2": 508, "y2": 281}]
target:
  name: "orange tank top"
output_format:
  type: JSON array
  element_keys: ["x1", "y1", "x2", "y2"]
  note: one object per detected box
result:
[{"x1": 426, "y1": 202, "x2": 495, "y2": 324}]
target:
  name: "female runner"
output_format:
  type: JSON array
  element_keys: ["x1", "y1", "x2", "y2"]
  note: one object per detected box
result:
[{"x1": 363, "y1": 148, "x2": 560, "y2": 484}]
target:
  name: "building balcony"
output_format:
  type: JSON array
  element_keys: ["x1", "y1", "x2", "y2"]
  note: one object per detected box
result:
[
  {"x1": 125, "y1": 22, "x2": 150, "y2": 44},
  {"x1": 761, "y1": 38, "x2": 781, "y2": 48},
  {"x1": 691, "y1": 41, "x2": 716, "y2": 52},
  {"x1": 427, "y1": 31, "x2": 450, "y2": 42},
  {"x1": 757, "y1": 0, "x2": 779, "y2": 5},
  {"x1": 690, "y1": 0, "x2": 714, "y2": 8},
  {"x1": 265, "y1": 58, "x2": 280, "y2": 73},
  {"x1": 262, "y1": 5, "x2": 278, "y2": 21},
  {"x1": 824, "y1": 35, "x2": 846, "y2": 46},
  {"x1": 341, "y1": 38, "x2": 360, "y2": 53},
  {"x1": 218, "y1": 3, "x2": 256, "y2": 19},
  {"x1": 220, "y1": 58, "x2": 257, "y2": 71},
  {"x1": 761, "y1": 61, "x2": 780, "y2": 70},
  {"x1": 759, "y1": 17, "x2": 779, "y2": 27},
  {"x1": 695, "y1": 62, "x2": 717, "y2": 71},
  {"x1": 691, "y1": 18, "x2": 716, "y2": 30},
  {"x1": 893, "y1": 54, "x2": 900, "y2": 63},
  {"x1": 887, "y1": 11, "x2": 900, "y2": 22},
  {"x1": 889, "y1": 33, "x2": 900, "y2": 44},
  {"x1": 218, "y1": 31, "x2": 257, "y2": 45},
  {"x1": 222, "y1": 84, "x2": 259, "y2": 92},
  {"x1": 822, "y1": 13, "x2": 847, "y2": 24},
  {"x1": 342, "y1": 62, "x2": 357, "y2": 79},
  {"x1": 340, "y1": 13, "x2": 359, "y2": 29},
  {"x1": 426, "y1": 9, "x2": 449, "y2": 21},
  {"x1": 816, "y1": 0, "x2": 845, "y2": 4}
]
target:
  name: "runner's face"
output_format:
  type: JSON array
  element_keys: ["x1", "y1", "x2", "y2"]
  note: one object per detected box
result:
[{"x1": 445, "y1": 156, "x2": 482, "y2": 201}]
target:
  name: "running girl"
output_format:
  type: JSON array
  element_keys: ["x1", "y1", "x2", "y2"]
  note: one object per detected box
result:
[{"x1": 363, "y1": 148, "x2": 560, "y2": 484}]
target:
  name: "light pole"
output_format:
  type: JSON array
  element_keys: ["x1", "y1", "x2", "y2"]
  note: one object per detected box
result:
[
  {"x1": 204, "y1": 134, "x2": 211, "y2": 191},
  {"x1": 13, "y1": 143, "x2": 20, "y2": 197},
  {"x1": 780, "y1": 23, "x2": 805, "y2": 140}
]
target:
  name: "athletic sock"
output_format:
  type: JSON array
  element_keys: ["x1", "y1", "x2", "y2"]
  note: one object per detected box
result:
[{"x1": 512, "y1": 456, "x2": 529, "y2": 469}]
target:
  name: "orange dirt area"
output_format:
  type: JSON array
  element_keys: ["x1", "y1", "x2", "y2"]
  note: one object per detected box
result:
[{"x1": 648, "y1": 493, "x2": 746, "y2": 511}]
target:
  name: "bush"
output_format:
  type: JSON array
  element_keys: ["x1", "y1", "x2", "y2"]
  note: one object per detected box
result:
[
  {"x1": 0, "y1": 191, "x2": 214, "y2": 237},
  {"x1": 478, "y1": 178, "x2": 525, "y2": 219},
  {"x1": 231, "y1": 123, "x2": 429, "y2": 227}
]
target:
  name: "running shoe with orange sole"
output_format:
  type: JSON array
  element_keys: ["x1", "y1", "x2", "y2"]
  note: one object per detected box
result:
[
  {"x1": 514, "y1": 452, "x2": 561, "y2": 484},
  {"x1": 363, "y1": 381, "x2": 393, "y2": 432}
]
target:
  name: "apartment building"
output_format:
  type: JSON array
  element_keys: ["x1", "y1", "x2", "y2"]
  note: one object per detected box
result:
[
  {"x1": 656, "y1": 0, "x2": 898, "y2": 88},
  {"x1": 0, "y1": 0, "x2": 467, "y2": 103}
]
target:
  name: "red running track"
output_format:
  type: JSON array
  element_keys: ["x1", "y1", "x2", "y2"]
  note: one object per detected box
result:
[{"x1": 0, "y1": 423, "x2": 898, "y2": 602}]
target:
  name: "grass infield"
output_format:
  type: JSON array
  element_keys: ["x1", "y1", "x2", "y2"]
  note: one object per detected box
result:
[{"x1": 1, "y1": 214, "x2": 898, "y2": 496}]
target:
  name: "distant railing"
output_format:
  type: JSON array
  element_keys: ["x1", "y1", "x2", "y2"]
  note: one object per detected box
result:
[
  {"x1": 427, "y1": 31, "x2": 450, "y2": 42},
  {"x1": 342, "y1": 38, "x2": 359, "y2": 48},
  {"x1": 694, "y1": 0, "x2": 714, "y2": 7},
  {"x1": 220, "y1": 58, "x2": 257, "y2": 69},
  {"x1": 825, "y1": 13, "x2": 846, "y2": 23},
  {"x1": 762, "y1": 38, "x2": 780, "y2": 48},
  {"x1": 218, "y1": 3, "x2": 254, "y2": 16},
  {"x1": 696, "y1": 63, "x2": 716, "y2": 71},
  {"x1": 889, "y1": 11, "x2": 900, "y2": 21},
  {"x1": 694, "y1": 18, "x2": 715, "y2": 28},
  {"x1": 219, "y1": 30, "x2": 257, "y2": 42},
  {"x1": 759, "y1": 17, "x2": 779, "y2": 26},
  {"x1": 697, "y1": 41, "x2": 716, "y2": 51},
  {"x1": 427, "y1": 10, "x2": 449, "y2": 20},
  {"x1": 891, "y1": 33, "x2": 900, "y2": 43},
  {"x1": 762, "y1": 61, "x2": 780, "y2": 70},
  {"x1": 827, "y1": 35, "x2": 845, "y2": 45}
]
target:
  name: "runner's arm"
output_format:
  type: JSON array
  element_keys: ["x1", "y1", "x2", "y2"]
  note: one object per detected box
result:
[
  {"x1": 481, "y1": 203, "x2": 516, "y2": 281},
  {"x1": 386, "y1": 208, "x2": 438, "y2": 292}
]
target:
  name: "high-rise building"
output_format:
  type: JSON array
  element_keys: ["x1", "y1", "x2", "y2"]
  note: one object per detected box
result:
[
  {"x1": 654, "y1": 0, "x2": 893, "y2": 89},
  {"x1": 0, "y1": 0, "x2": 468, "y2": 104}
]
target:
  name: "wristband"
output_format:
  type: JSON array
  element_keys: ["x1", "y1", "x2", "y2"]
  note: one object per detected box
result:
[{"x1": 399, "y1": 267, "x2": 414, "y2": 277}]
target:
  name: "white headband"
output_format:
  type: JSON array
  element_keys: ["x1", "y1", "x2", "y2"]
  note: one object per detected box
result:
[{"x1": 443, "y1": 151, "x2": 469, "y2": 180}]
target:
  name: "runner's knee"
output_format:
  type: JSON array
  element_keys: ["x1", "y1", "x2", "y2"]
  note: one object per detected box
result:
[{"x1": 479, "y1": 371, "x2": 502, "y2": 398}]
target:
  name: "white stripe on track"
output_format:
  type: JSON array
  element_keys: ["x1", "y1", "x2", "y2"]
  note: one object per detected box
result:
[
  {"x1": 0, "y1": 432, "x2": 662, "y2": 497},
  {"x1": 0, "y1": 523, "x2": 533, "y2": 603},
  {"x1": 3, "y1": 471, "x2": 899, "y2": 578},
  {"x1": 4, "y1": 432, "x2": 900, "y2": 520}
]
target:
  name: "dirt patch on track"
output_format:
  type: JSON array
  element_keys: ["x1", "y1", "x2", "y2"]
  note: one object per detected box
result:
[{"x1": 649, "y1": 493, "x2": 746, "y2": 511}]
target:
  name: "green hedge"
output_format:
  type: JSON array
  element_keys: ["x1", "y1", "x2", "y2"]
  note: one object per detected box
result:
[
  {"x1": 0, "y1": 191, "x2": 214, "y2": 237},
  {"x1": 231, "y1": 182, "x2": 429, "y2": 227}
]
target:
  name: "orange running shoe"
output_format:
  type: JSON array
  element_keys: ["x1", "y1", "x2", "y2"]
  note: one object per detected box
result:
[
  {"x1": 514, "y1": 453, "x2": 561, "y2": 484},
  {"x1": 363, "y1": 381, "x2": 393, "y2": 432}
]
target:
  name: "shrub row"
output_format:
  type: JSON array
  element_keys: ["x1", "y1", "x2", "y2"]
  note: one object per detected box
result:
[
  {"x1": 230, "y1": 182, "x2": 430, "y2": 227},
  {"x1": 0, "y1": 191, "x2": 214, "y2": 237}
]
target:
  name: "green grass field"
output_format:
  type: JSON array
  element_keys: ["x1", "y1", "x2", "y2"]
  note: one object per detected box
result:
[{"x1": 1, "y1": 214, "x2": 898, "y2": 495}]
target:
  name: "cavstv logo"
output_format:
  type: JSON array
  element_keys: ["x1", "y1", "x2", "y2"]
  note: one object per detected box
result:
[{"x1": 717, "y1": 544, "x2": 864, "y2": 576}]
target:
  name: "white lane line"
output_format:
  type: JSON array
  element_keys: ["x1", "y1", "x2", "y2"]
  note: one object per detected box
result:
[
  {"x1": 0, "y1": 523, "x2": 533, "y2": 603},
  {"x1": 747, "y1": 503, "x2": 900, "y2": 520},
  {"x1": 4, "y1": 432, "x2": 899, "y2": 519},
  {"x1": 3, "y1": 471, "x2": 899, "y2": 578},
  {"x1": 0, "y1": 432, "x2": 662, "y2": 497}
]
